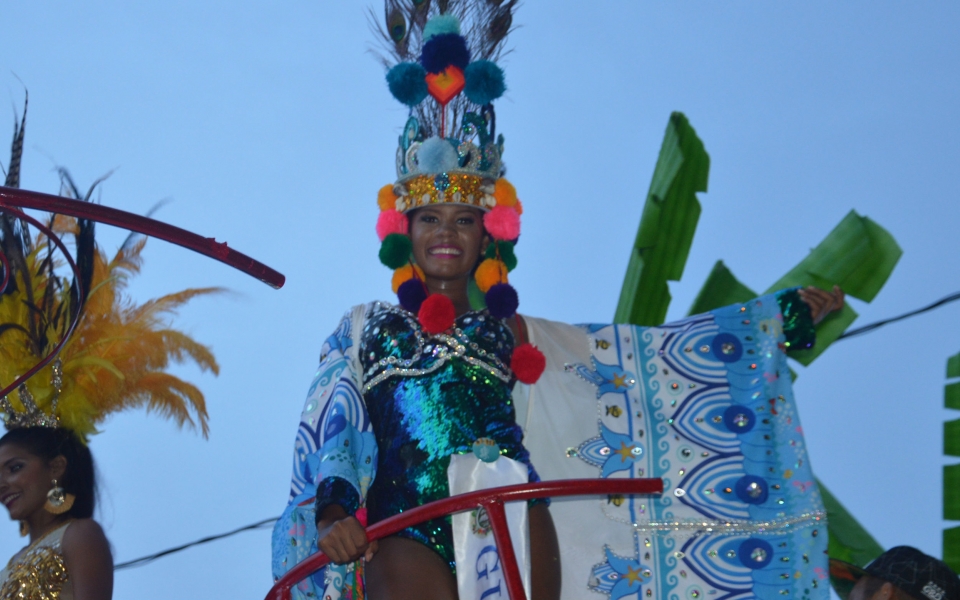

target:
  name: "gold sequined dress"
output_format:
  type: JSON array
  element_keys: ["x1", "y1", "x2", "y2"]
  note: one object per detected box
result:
[{"x1": 0, "y1": 522, "x2": 72, "y2": 600}]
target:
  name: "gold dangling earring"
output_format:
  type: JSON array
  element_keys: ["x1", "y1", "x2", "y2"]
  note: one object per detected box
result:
[
  {"x1": 44, "y1": 479, "x2": 75, "y2": 515},
  {"x1": 19, "y1": 521, "x2": 28, "y2": 537}
]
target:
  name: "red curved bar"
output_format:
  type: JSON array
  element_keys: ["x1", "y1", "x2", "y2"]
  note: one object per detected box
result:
[
  {"x1": 0, "y1": 186, "x2": 285, "y2": 288},
  {"x1": 0, "y1": 205, "x2": 83, "y2": 400},
  {"x1": 266, "y1": 477, "x2": 663, "y2": 600}
]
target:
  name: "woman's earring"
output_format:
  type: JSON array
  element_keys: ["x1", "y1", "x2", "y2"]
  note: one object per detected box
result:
[
  {"x1": 44, "y1": 479, "x2": 75, "y2": 515},
  {"x1": 19, "y1": 521, "x2": 28, "y2": 537}
]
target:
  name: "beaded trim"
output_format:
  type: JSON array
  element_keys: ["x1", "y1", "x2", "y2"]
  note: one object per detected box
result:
[
  {"x1": 361, "y1": 303, "x2": 512, "y2": 393},
  {"x1": 604, "y1": 510, "x2": 826, "y2": 539}
]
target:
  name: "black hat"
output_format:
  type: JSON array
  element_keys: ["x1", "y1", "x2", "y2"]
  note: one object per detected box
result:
[{"x1": 830, "y1": 546, "x2": 960, "y2": 600}]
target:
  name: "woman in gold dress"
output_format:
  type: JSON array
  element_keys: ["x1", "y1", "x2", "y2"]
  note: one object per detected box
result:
[{"x1": 0, "y1": 427, "x2": 112, "y2": 600}]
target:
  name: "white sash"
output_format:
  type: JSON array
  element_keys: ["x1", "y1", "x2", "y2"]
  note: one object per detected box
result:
[{"x1": 447, "y1": 454, "x2": 530, "y2": 600}]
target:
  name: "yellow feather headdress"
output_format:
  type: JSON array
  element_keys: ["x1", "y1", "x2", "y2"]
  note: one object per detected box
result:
[{"x1": 0, "y1": 212, "x2": 220, "y2": 442}]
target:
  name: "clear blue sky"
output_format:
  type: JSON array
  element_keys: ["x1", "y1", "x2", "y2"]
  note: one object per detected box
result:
[{"x1": 1, "y1": 3, "x2": 959, "y2": 598}]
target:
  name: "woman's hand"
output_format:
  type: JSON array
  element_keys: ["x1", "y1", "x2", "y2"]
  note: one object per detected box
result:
[
  {"x1": 797, "y1": 285, "x2": 845, "y2": 325},
  {"x1": 317, "y1": 505, "x2": 378, "y2": 564}
]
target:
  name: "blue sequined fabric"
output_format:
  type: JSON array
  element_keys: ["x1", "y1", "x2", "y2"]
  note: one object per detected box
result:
[{"x1": 359, "y1": 303, "x2": 539, "y2": 570}]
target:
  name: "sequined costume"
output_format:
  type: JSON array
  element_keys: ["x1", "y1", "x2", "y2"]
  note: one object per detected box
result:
[
  {"x1": 358, "y1": 303, "x2": 536, "y2": 568},
  {"x1": 271, "y1": 301, "x2": 541, "y2": 598},
  {"x1": 0, "y1": 522, "x2": 72, "y2": 600}
]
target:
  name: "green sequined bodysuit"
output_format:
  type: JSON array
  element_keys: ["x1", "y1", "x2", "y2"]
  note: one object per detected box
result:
[{"x1": 358, "y1": 303, "x2": 539, "y2": 570}]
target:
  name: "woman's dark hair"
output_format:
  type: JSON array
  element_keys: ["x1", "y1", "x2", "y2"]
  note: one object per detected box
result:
[{"x1": 0, "y1": 427, "x2": 97, "y2": 519}]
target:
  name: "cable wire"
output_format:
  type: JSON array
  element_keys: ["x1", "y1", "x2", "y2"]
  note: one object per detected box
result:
[
  {"x1": 837, "y1": 290, "x2": 960, "y2": 340},
  {"x1": 110, "y1": 290, "x2": 960, "y2": 570},
  {"x1": 113, "y1": 517, "x2": 278, "y2": 571}
]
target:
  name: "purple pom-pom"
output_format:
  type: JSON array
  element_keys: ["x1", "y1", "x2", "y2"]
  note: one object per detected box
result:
[
  {"x1": 420, "y1": 33, "x2": 470, "y2": 74},
  {"x1": 485, "y1": 283, "x2": 519, "y2": 319},
  {"x1": 398, "y1": 278, "x2": 428, "y2": 313}
]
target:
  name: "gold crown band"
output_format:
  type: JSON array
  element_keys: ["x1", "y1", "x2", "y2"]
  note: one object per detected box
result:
[{"x1": 396, "y1": 174, "x2": 495, "y2": 213}]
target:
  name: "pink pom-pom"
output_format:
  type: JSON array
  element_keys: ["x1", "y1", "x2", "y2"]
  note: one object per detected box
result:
[
  {"x1": 484, "y1": 206, "x2": 521, "y2": 241},
  {"x1": 376, "y1": 210, "x2": 409, "y2": 242}
]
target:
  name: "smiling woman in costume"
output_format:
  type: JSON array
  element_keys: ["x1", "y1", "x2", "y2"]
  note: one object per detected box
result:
[
  {"x1": 270, "y1": 5, "x2": 846, "y2": 600},
  {"x1": 0, "y1": 160, "x2": 220, "y2": 599},
  {"x1": 272, "y1": 5, "x2": 560, "y2": 600},
  {"x1": 0, "y1": 427, "x2": 110, "y2": 600}
]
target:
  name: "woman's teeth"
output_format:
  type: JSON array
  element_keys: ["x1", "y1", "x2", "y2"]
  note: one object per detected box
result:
[{"x1": 430, "y1": 247, "x2": 461, "y2": 255}]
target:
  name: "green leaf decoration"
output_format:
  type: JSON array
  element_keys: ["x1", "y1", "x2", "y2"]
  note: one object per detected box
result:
[
  {"x1": 945, "y1": 527, "x2": 960, "y2": 573},
  {"x1": 614, "y1": 112, "x2": 709, "y2": 326},
  {"x1": 765, "y1": 211, "x2": 902, "y2": 303},
  {"x1": 687, "y1": 260, "x2": 757, "y2": 316},
  {"x1": 818, "y1": 477, "x2": 884, "y2": 570},
  {"x1": 947, "y1": 354, "x2": 960, "y2": 569},
  {"x1": 946, "y1": 382, "x2": 960, "y2": 411},
  {"x1": 948, "y1": 351, "x2": 960, "y2": 379},
  {"x1": 763, "y1": 211, "x2": 901, "y2": 366},
  {"x1": 947, "y1": 419, "x2": 960, "y2": 457},
  {"x1": 945, "y1": 464, "x2": 960, "y2": 521}
]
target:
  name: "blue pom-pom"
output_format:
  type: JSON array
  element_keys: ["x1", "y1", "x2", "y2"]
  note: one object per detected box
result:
[
  {"x1": 421, "y1": 33, "x2": 470, "y2": 74},
  {"x1": 398, "y1": 278, "x2": 428, "y2": 313},
  {"x1": 464, "y1": 60, "x2": 506, "y2": 105},
  {"x1": 485, "y1": 283, "x2": 519, "y2": 319},
  {"x1": 423, "y1": 14, "x2": 460, "y2": 41},
  {"x1": 416, "y1": 136, "x2": 459, "y2": 173},
  {"x1": 387, "y1": 63, "x2": 428, "y2": 107}
]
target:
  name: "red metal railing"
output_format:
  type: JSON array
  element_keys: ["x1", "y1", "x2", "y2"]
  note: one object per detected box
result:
[
  {"x1": 0, "y1": 186, "x2": 285, "y2": 288},
  {"x1": 265, "y1": 478, "x2": 663, "y2": 600}
]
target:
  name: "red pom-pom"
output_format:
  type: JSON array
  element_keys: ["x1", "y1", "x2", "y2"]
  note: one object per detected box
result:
[
  {"x1": 484, "y1": 205, "x2": 521, "y2": 241},
  {"x1": 511, "y1": 342, "x2": 545, "y2": 384},
  {"x1": 376, "y1": 209, "x2": 409, "y2": 241},
  {"x1": 418, "y1": 293, "x2": 456, "y2": 334}
]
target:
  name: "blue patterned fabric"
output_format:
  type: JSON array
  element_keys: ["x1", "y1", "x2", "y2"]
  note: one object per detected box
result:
[{"x1": 542, "y1": 291, "x2": 828, "y2": 599}]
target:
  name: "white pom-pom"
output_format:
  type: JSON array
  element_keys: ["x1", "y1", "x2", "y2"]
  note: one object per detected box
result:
[{"x1": 416, "y1": 136, "x2": 459, "y2": 174}]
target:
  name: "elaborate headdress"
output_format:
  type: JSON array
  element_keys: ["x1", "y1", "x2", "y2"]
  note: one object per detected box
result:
[
  {"x1": 0, "y1": 105, "x2": 220, "y2": 442},
  {"x1": 372, "y1": 1, "x2": 544, "y2": 383}
]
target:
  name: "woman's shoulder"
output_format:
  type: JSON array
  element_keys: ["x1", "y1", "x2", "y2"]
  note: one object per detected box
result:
[{"x1": 60, "y1": 519, "x2": 107, "y2": 548}]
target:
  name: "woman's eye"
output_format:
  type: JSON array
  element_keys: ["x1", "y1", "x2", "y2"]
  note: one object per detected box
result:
[
  {"x1": 458, "y1": 218, "x2": 475, "y2": 225},
  {"x1": 9, "y1": 464, "x2": 22, "y2": 473}
]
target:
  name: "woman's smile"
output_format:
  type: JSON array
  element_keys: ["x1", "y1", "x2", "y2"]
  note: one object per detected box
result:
[
  {"x1": 0, "y1": 491, "x2": 21, "y2": 510},
  {"x1": 427, "y1": 244, "x2": 463, "y2": 258}
]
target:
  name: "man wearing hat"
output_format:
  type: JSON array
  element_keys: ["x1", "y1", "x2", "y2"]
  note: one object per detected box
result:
[{"x1": 831, "y1": 546, "x2": 960, "y2": 600}]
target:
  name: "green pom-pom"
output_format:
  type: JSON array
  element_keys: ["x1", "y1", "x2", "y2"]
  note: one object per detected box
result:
[
  {"x1": 485, "y1": 241, "x2": 517, "y2": 271},
  {"x1": 380, "y1": 234, "x2": 413, "y2": 269}
]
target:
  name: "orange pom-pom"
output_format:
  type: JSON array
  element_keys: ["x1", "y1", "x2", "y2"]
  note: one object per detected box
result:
[
  {"x1": 493, "y1": 178, "x2": 518, "y2": 207},
  {"x1": 515, "y1": 199, "x2": 523, "y2": 215},
  {"x1": 475, "y1": 258, "x2": 508, "y2": 293},
  {"x1": 378, "y1": 184, "x2": 399, "y2": 212},
  {"x1": 392, "y1": 264, "x2": 425, "y2": 293},
  {"x1": 511, "y1": 343, "x2": 545, "y2": 384},
  {"x1": 418, "y1": 293, "x2": 456, "y2": 334}
]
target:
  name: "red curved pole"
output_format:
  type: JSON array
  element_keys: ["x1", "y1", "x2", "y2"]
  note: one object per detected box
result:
[
  {"x1": 266, "y1": 477, "x2": 664, "y2": 600},
  {"x1": 0, "y1": 186, "x2": 285, "y2": 288},
  {"x1": 0, "y1": 205, "x2": 83, "y2": 400}
]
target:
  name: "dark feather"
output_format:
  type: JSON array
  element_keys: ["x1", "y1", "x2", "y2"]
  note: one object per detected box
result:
[{"x1": 4, "y1": 91, "x2": 26, "y2": 189}]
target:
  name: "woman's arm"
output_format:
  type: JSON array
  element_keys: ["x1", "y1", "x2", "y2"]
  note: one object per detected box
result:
[
  {"x1": 798, "y1": 285, "x2": 845, "y2": 324},
  {"x1": 317, "y1": 504, "x2": 378, "y2": 564},
  {"x1": 61, "y1": 519, "x2": 113, "y2": 600}
]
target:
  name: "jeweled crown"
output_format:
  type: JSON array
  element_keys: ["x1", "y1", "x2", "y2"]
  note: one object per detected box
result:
[{"x1": 0, "y1": 360, "x2": 62, "y2": 430}]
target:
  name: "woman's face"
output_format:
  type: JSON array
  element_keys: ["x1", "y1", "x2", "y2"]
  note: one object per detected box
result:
[
  {"x1": 409, "y1": 205, "x2": 487, "y2": 285},
  {"x1": 0, "y1": 443, "x2": 63, "y2": 521}
]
